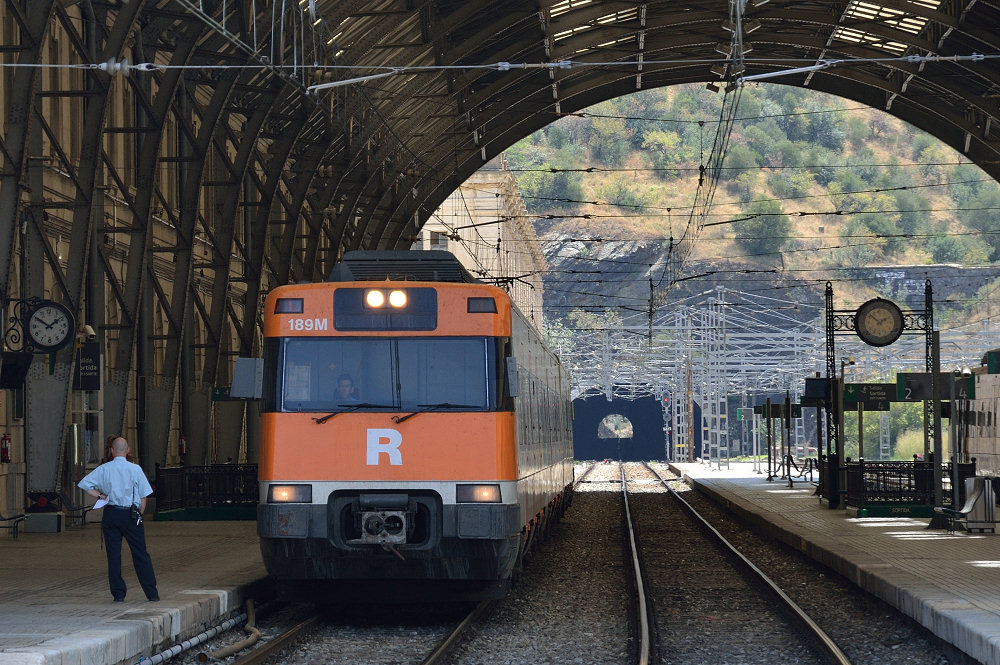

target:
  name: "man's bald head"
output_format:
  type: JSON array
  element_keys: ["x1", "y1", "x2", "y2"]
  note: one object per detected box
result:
[{"x1": 111, "y1": 437, "x2": 129, "y2": 456}]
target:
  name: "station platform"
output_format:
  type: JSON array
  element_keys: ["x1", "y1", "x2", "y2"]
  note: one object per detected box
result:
[
  {"x1": 671, "y1": 461, "x2": 1000, "y2": 665},
  {"x1": 0, "y1": 518, "x2": 268, "y2": 665}
]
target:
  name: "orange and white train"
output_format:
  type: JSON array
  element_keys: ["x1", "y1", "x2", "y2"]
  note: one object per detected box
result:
[{"x1": 256, "y1": 251, "x2": 574, "y2": 600}]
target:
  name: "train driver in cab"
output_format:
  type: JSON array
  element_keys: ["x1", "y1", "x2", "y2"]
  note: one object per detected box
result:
[{"x1": 336, "y1": 373, "x2": 358, "y2": 403}]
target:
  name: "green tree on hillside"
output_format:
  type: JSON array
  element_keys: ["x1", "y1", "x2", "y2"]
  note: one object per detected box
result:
[
  {"x1": 955, "y1": 187, "x2": 1000, "y2": 260},
  {"x1": 506, "y1": 141, "x2": 584, "y2": 212},
  {"x1": 927, "y1": 227, "x2": 990, "y2": 264},
  {"x1": 720, "y1": 143, "x2": 759, "y2": 180},
  {"x1": 732, "y1": 199, "x2": 791, "y2": 258},
  {"x1": 728, "y1": 171, "x2": 759, "y2": 203},
  {"x1": 589, "y1": 102, "x2": 633, "y2": 166},
  {"x1": 894, "y1": 189, "x2": 931, "y2": 235},
  {"x1": 805, "y1": 104, "x2": 845, "y2": 150},
  {"x1": 836, "y1": 218, "x2": 882, "y2": 266},
  {"x1": 618, "y1": 90, "x2": 668, "y2": 149},
  {"x1": 845, "y1": 115, "x2": 869, "y2": 146},
  {"x1": 598, "y1": 176, "x2": 651, "y2": 211},
  {"x1": 767, "y1": 170, "x2": 814, "y2": 199},
  {"x1": 949, "y1": 163, "x2": 993, "y2": 206},
  {"x1": 642, "y1": 129, "x2": 686, "y2": 179}
]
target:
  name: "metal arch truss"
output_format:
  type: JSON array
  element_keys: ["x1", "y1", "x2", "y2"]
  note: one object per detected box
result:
[
  {"x1": 0, "y1": 0, "x2": 344, "y2": 492},
  {"x1": 4, "y1": 0, "x2": 1000, "y2": 494},
  {"x1": 550, "y1": 288, "x2": 999, "y2": 463}
]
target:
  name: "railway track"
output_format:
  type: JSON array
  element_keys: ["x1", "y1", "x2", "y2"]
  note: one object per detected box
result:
[
  {"x1": 216, "y1": 601, "x2": 487, "y2": 665},
  {"x1": 180, "y1": 460, "x2": 961, "y2": 665},
  {"x1": 188, "y1": 466, "x2": 608, "y2": 665},
  {"x1": 623, "y1": 461, "x2": 851, "y2": 665}
]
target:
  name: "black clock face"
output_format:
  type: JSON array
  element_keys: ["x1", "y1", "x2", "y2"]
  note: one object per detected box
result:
[
  {"x1": 855, "y1": 298, "x2": 904, "y2": 347},
  {"x1": 26, "y1": 302, "x2": 73, "y2": 350}
]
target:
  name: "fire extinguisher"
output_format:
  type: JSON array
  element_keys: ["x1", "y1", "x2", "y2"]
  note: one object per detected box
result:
[
  {"x1": 1, "y1": 434, "x2": 11, "y2": 464},
  {"x1": 178, "y1": 434, "x2": 186, "y2": 458}
]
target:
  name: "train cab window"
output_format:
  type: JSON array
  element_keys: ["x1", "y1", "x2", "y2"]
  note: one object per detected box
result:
[
  {"x1": 396, "y1": 338, "x2": 492, "y2": 409},
  {"x1": 277, "y1": 338, "x2": 394, "y2": 412},
  {"x1": 271, "y1": 336, "x2": 499, "y2": 413}
]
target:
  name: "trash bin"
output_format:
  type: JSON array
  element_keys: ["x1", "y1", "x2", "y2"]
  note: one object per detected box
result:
[{"x1": 963, "y1": 476, "x2": 996, "y2": 533}]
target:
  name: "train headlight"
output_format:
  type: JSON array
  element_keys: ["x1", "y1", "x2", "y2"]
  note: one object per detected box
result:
[
  {"x1": 388, "y1": 289, "x2": 407, "y2": 308},
  {"x1": 456, "y1": 484, "x2": 501, "y2": 503},
  {"x1": 365, "y1": 289, "x2": 385, "y2": 308},
  {"x1": 267, "y1": 484, "x2": 312, "y2": 503}
]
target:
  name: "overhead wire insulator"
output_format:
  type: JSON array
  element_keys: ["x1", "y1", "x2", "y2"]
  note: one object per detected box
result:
[{"x1": 94, "y1": 58, "x2": 130, "y2": 76}]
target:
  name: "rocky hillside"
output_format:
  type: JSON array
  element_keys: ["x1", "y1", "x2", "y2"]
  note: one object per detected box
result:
[{"x1": 506, "y1": 83, "x2": 1000, "y2": 329}]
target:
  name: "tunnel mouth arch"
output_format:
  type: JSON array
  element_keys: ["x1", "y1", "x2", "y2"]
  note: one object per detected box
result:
[
  {"x1": 598, "y1": 414, "x2": 634, "y2": 440},
  {"x1": 573, "y1": 395, "x2": 666, "y2": 462}
]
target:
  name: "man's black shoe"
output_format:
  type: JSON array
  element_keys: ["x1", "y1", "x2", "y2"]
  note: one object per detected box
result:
[
  {"x1": 113, "y1": 597, "x2": 125, "y2": 602},
  {"x1": 147, "y1": 595, "x2": 159, "y2": 601}
]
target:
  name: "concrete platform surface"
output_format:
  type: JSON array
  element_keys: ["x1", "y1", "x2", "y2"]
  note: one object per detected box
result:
[
  {"x1": 0, "y1": 519, "x2": 267, "y2": 665},
  {"x1": 672, "y1": 461, "x2": 1000, "y2": 665}
]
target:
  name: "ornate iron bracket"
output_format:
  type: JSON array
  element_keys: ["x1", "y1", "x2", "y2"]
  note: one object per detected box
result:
[
  {"x1": 825, "y1": 280, "x2": 933, "y2": 378},
  {"x1": 3, "y1": 297, "x2": 75, "y2": 353}
]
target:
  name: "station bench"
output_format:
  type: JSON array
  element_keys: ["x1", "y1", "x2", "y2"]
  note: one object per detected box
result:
[{"x1": 0, "y1": 512, "x2": 25, "y2": 539}]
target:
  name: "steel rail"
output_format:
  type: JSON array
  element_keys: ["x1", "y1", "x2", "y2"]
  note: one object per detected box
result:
[
  {"x1": 225, "y1": 599, "x2": 486, "y2": 665},
  {"x1": 229, "y1": 614, "x2": 319, "y2": 665},
  {"x1": 645, "y1": 463, "x2": 852, "y2": 665},
  {"x1": 420, "y1": 599, "x2": 492, "y2": 665},
  {"x1": 575, "y1": 461, "x2": 598, "y2": 487},
  {"x1": 620, "y1": 464, "x2": 651, "y2": 665}
]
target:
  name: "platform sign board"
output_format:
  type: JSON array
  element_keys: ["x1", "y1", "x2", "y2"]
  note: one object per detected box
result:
[
  {"x1": 844, "y1": 383, "x2": 894, "y2": 411},
  {"x1": 802, "y1": 378, "x2": 828, "y2": 406},
  {"x1": 752, "y1": 403, "x2": 802, "y2": 419},
  {"x1": 804, "y1": 377, "x2": 828, "y2": 399},
  {"x1": 73, "y1": 342, "x2": 101, "y2": 391},
  {"x1": 896, "y1": 373, "x2": 975, "y2": 401},
  {"x1": 951, "y1": 375, "x2": 975, "y2": 400},
  {"x1": 897, "y1": 373, "x2": 932, "y2": 401},
  {"x1": 986, "y1": 351, "x2": 1000, "y2": 374}
]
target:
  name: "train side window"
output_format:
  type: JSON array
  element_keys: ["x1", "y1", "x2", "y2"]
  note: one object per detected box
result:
[{"x1": 505, "y1": 357, "x2": 519, "y2": 398}]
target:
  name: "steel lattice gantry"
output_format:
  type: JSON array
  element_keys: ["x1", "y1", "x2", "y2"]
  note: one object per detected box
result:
[
  {"x1": 1, "y1": 1, "x2": 999, "y2": 507},
  {"x1": 552, "y1": 289, "x2": 999, "y2": 462}
]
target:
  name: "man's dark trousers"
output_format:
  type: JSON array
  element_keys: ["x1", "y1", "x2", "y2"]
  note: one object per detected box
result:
[{"x1": 102, "y1": 505, "x2": 157, "y2": 600}]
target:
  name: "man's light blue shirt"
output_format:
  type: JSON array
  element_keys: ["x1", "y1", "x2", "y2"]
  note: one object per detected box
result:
[{"x1": 78, "y1": 457, "x2": 153, "y2": 508}]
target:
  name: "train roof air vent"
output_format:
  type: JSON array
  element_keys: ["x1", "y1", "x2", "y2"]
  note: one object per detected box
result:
[{"x1": 328, "y1": 250, "x2": 479, "y2": 283}]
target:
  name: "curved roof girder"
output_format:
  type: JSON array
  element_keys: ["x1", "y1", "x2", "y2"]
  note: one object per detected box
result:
[
  {"x1": 8, "y1": 2, "x2": 1000, "y2": 474},
  {"x1": 296, "y1": 0, "x2": 1000, "y2": 248}
]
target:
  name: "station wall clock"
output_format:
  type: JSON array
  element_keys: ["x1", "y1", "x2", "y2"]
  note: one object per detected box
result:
[
  {"x1": 25, "y1": 300, "x2": 74, "y2": 352},
  {"x1": 854, "y1": 298, "x2": 904, "y2": 347}
]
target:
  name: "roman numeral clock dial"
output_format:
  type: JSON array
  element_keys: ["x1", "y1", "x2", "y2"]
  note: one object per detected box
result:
[{"x1": 854, "y1": 298, "x2": 904, "y2": 347}]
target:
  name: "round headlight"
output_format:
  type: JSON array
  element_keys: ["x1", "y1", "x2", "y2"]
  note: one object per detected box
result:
[
  {"x1": 388, "y1": 290, "x2": 407, "y2": 308},
  {"x1": 366, "y1": 290, "x2": 385, "y2": 308}
]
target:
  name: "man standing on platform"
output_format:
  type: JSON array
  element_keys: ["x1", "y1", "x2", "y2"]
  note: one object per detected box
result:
[{"x1": 78, "y1": 436, "x2": 159, "y2": 602}]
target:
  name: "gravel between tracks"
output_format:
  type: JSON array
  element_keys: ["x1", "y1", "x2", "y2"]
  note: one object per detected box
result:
[
  {"x1": 442, "y1": 461, "x2": 631, "y2": 664},
  {"x1": 646, "y1": 462, "x2": 977, "y2": 665}
]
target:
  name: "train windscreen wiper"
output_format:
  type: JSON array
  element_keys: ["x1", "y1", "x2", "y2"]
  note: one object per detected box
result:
[
  {"x1": 313, "y1": 403, "x2": 395, "y2": 424},
  {"x1": 392, "y1": 402, "x2": 481, "y2": 424}
]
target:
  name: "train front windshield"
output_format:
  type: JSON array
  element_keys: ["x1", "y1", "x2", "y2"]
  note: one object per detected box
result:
[{"x1": 272, "y1": 337, "x2": 498, "y2": 412}]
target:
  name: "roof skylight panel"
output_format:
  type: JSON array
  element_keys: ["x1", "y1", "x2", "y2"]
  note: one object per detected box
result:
[{"x1": 550, "y1": 0, "x2": 594, "y2": 19}]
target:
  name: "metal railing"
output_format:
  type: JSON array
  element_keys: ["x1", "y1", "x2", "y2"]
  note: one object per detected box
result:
[
  {"x1": 844, "y1": 459, "x2": 975, "y2": 508},
  {"x1": 155, "y1": 464, "x2": 258, "y2": 512}
]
